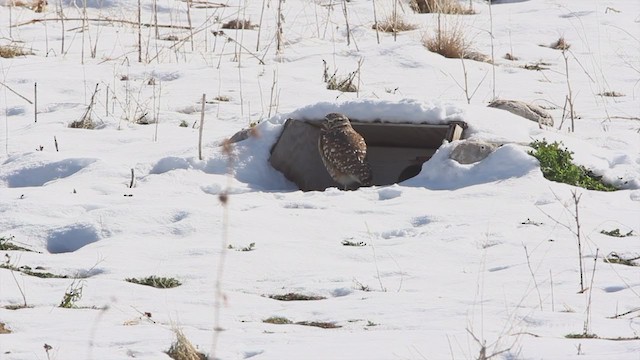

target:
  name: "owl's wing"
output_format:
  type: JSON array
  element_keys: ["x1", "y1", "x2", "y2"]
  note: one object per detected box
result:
[{"x1": 333, "y1": 129, "x2": 368, "y2": 162}]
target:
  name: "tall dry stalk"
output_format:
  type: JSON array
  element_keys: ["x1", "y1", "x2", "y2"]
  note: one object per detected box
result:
[
  {"x1": 58, "y1": 0, "x2": 65, "y2": 54},
  {"x1": 572, "y1": 191, "x2": 585, "y2": 292},
  {"x1": 372, "y1": 0, "x2": 380, "y2": 44},
  {"x1": 256, "y1": 0, "x2": 267, "y2": 51},
  {"x1": 342, "y1": 0, "x2": 351, "y2": 46},
  {"x1": 562, "y1": 49, "x2": 576, "y2": 132},
  {"x1": 211, "y1": 140, "x2": 235, "y2": 358},
  {"x1": 198, "y1": 94, "x2": 206, "y2": 160},
  {"x1": 488, "y1": 0, "x2": 496, "y2": 100},
  {"x1": 137, "y1": 0, "x2": 142, "y2": 63},
  {"x1": 153, "y1": 0, "x2": 159, "y2": 38},
  {"x1": 584, "y1": 249, "x2": 599, "y2": 336},
  {"x1": 276, "y1": 0, "x2": 284, "y2": 55},
  {"x1": 538, "y1": 190, "x2": 586, "y2": 293},
  {"x1": 81, "y1": 0, "x2": 88, "y2": 64},
  {"x1": 392, "y1": 0, "x2": 398, "y2": 42},
  {"x1": 268, "y1": 69, "x2": 279, "y2": 118},
  {"x1": 186, "y1": 0, "x2": 194, "y2": 52},
  {"x1": 34, "y1": 83, "x2": 37, "y2": 123}
]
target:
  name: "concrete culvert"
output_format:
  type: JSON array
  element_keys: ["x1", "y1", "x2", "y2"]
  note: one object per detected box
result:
[{"x1": 268, "y1": 118, "x2": 467, "y2": 191}]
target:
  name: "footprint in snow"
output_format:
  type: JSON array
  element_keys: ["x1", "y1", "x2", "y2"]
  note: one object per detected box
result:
[
  {"x1": 2, "y1": 158, "x2": 96, "y2": 188},
  {"x1": 47, "y1": 223, "x2": 101, "y2": 253},
  {"x1": 282, "y1": 202, "x2": 322, "y2": 209},
  {"x1": 410, "y1": 216, "x2": 431, "y2": 227},
  {"x1": 378, "y1": 187, "x2": 402, "y2": 200}
]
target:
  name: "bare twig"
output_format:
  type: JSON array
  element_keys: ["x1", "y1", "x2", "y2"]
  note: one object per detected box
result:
[
  {"x1": 523, "y1": 245, "x2": 543, "y2": 311},
  {"x1": 34, "y1": 83, "x2": 37, "y2": 122},
  {"x1": 198, "y1": 94, "x2": 206, "y2": 160},
  {"x1": 583, "y1": 248, "x2": 599, "y2": 335},
  {"x1": 211, "y1": 31, "x2": 265, "y2": 65},
  {"x1": 0, "y1": 81, "x2": 33, "y2": 104},
  {"x1": 13, "y1": 17, "x2": 192, "y2": 30},
  {"x1": 608, "y1": 307, "x2": 640, "y2": 319},
  {"x1": 276, "y1": 0, "x2": 284, "y2": 55},
  {"x1": 537, "y1": 189, "x2": 585, "y2": 292},
  {"x1": 562, "y1": 49, "x2": 576, "y2": 132}
]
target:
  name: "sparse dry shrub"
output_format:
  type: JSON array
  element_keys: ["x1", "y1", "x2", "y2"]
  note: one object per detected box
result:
[
  {"x1": 372, "y1": 15, "x2": 418, "y2": 33},
  {"x1": 504, "y1": 52, "x2": 519, "y2": 61},
  {"x1": 423, "y1": 19, "x2": 467, "y2": 58},
  {"x1": 213, "y1": 95, "x2": 230, "y2": 102},
  {"x1": 221, "y1": 19, "x2": 256, "y2": 30},
  {"x1": 423, "y1": 16, "x2": 488, "y2": 62},
  {"x1": 326, "y1": 74, "x2": 358, "y2": 92},
  {"x1": 598, "y1": 91, "x2": 624, "y2": 97},
  {"x1": 411, "y1": 0, "x2": 474, "y2": 15},
  {"x1": 69, "y1": 117, "x2": 96, "y2": 129},
  {"x1": 166, "y1": 328, "x2": 207, "y2": 360},
  {"x1": 550, "y1": 36, "x2": 571, "y2": 50},
  {"x1": 5, "y1": 0, "x2": 45, "y2": 12},
  {"x1": 0, "y1": 45, "x2": 34, "y2": 58},
  {"x1": 323, "y1": 59, "x2": 360, "y2": 93}
]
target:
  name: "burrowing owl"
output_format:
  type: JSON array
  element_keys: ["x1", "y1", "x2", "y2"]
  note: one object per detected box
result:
[{"x1": 318, "y1": 113, "x2": 373, "y2": 190}]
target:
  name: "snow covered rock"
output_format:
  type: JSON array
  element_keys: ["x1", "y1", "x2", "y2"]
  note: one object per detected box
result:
[
  {"x1": 449, "y1": 140, "x2": 498, "y2": 164},
  {"x1": 488, "y1": 99, "x2": 554, "y2": 127}
]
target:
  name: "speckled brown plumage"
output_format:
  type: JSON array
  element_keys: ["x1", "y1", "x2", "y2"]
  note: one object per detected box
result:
[{"x1": 318, "y1": 113, "x2": 373, "y2": 190}]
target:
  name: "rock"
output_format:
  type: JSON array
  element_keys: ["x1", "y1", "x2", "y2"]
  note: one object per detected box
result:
[
  {"x1": 449, "y1": 140, "x2": 498, "y2": 164},
  {"x1": 228, "y1": 128, "x2": 253, "y2": 143},
  {"x1": 488, "y1": 99, "x2": 554, "y2": 127}
]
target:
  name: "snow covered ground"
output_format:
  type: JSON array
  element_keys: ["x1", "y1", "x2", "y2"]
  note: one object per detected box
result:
[{"x1": 0, "y1": 0, "x2": 639, "y2": 359}]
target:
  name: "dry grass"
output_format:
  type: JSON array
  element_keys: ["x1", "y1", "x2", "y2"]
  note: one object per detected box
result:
[
  {"x1": 423, "y1": 17, "x2": 489, "y2": 62},
  {"x1": 504, "y1": 53, "x2": 519, "y2": 61},
  {"x1": 598, "y1": 91, "x2": 624, "y2": 97},
  {"x1": 550, "y1": 36, "x2": 571, "y2": 50},
  {"x1": 0, "y1": 322, "x2": 11, "y2": 334},
  {"x1": 326, "y1": 74, "x2": 358, "y2": 92},
  {"x1": 372, "y1": 15, "x2": 418, "y2": 33},
  {"x1": 0, "y1": 45, "x2": 34, "y2": 58},
  {"x1": 166, "y1": 328, "x2": 207, "y2": 360},
  {"x1": 423, "y1": 20, "x2": 466, "y2": 59},
  {"x1": 213, "y1": 95, "x2": 231, "y2": 102},
  {"x1": 5, "y1": 0, "x2": 46, "y2": 12},
  {"x1": 69, "y1": 117, "x2": 96, "y2": 129},
  {"x1": 221, "y1": 19, "x2": 256, "y2": 30},
  {"x1": 411, "y1": 0, "x2": 475, "y2": 15},
  {"x1": 263, "y1": 316, "x2": 293, "y2": 325}
]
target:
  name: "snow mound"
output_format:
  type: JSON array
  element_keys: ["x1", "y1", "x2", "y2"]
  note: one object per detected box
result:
[
  {"x1": 221, "y1": 99, "x2": 540, "y2": 191},
  {"x1": 402, "y1": 142, "x2": 540, "y2": 190}
]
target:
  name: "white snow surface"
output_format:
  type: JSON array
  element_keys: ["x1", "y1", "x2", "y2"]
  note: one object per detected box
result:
[{"x1": 1, "y1": 0, "x2": 639, "y2": 359}]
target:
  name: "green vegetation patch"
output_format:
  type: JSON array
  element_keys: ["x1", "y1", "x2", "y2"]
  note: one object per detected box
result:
[
  {"x1": 600, "y1": 229, "x2": 633, "y2": 238},
  {"x1": 125, "y1": 276, "x2": 182, "y2": 288},
  {"x1": 604, "y1": 252, "x2": 639, "y2": 267},
  {"x1": 528, "y1": 140, "x2": 617, "y2": 191},
  {"x1": 263, "y1": 316, "x2": 293, "y2": 325},
  {"x1": 0, "y1": 264, "x2": 67, "y2": 279},
  {"x1": 296, "y1": 321, "x2": 341, "y2": 329},
  {"x1": 0, "y1": 236, "x2": 33, "y2": 252},
  {"x1": 268, "y1": 293, "x2": 326, "y2": 301},
  {"x1": 263, "y1": 316, "x2": 341, "y2": 328}
]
